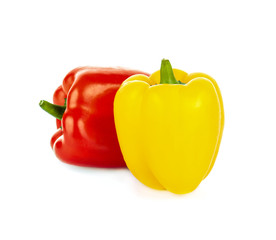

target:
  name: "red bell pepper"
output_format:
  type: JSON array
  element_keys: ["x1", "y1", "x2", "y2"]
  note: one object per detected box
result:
[{"x1": 40, "y1": 67, "x2": 149, "y2": 168}]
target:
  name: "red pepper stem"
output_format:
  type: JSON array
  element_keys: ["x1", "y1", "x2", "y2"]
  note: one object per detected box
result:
[
  {"x1": 39, "y1": 100, "x2": 66, "y2": 120},
  {"x1": 160, "y1": 59, "x2": 178, "y2": 84}
]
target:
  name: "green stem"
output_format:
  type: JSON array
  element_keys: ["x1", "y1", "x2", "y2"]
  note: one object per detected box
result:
[
  {"x1": 160, "y1": 59, "x2": 178, "y2": 84},
  {"x1": 39, "y1": 100, "x2": 66, "y2": 120}
]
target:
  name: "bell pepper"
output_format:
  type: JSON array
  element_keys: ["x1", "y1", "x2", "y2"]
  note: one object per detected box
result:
[
  {"x1": 40, "y1": 67, "x2": 149, "y2": 168},
  {"x1": 114, "y1": 59, "x2": 224, "y2": 194}
]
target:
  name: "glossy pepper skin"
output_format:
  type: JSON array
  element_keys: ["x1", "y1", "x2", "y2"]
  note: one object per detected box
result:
[
  {"x1": 41, "y1": 67, "x2": 149, "y2": 168},
  {"x1": 114, "y1": 60, "x2": 224, "y2": 194}
]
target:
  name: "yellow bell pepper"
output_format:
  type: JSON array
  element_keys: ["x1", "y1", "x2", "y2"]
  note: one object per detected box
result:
[{"x1": 114, "y1": 59, "x2": 224, "y2": 194}]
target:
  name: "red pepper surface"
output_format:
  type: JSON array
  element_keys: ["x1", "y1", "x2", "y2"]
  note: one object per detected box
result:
[{"x1": 42, "y1": 67, "x2": 149, "y2": 168}]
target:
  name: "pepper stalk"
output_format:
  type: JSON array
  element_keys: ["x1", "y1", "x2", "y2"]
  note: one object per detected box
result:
[
  {"x1": 160, "y1": 59, "x2": 179, "y2": 84},
  {"x1": 39, "y1": 100, "x2": 66, "y2": 120}
]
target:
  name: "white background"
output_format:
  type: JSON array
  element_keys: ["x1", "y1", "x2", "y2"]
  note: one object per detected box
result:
[{"x1": 1, "y1": 0, "x2": 276, "y2": 239}]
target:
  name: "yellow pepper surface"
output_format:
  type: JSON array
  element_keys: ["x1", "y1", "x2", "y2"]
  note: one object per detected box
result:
[{"x1": 114, "y1": 59, "x2": 224, "y2": 194}]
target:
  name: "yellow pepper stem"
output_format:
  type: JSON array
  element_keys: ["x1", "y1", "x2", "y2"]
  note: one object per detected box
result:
[{"x1": 160, "y1": 59, "x2": 179, "y2": 84}]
